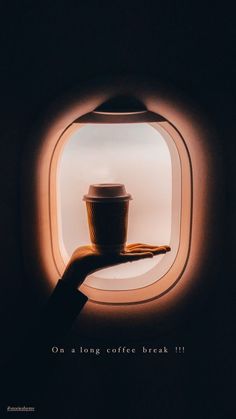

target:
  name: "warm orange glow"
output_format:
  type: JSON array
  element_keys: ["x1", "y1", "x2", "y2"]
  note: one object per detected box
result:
[
  {"x1": 22, "y1": 81, "x2": 214, "y2": 316},
  {"x1": 56, "y1": 122, "x2": 180, "y2": 293},
  {"x1": 36, "y1": 114, "x2": 192, "y2": 303}
]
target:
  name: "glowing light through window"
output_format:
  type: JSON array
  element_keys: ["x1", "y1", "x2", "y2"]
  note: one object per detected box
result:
[{"x1": 57, "y1": 122, "x2": 181, "y2": 290}]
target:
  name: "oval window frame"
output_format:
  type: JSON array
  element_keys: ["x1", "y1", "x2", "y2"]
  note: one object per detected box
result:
[{"x1": 47, "y1": 111, "x2": 192, "y2": 304}]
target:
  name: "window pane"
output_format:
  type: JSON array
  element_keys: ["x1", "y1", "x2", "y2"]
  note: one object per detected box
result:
[{"x1": 57, "y1": 123, "x2": 174, "y2": 288}]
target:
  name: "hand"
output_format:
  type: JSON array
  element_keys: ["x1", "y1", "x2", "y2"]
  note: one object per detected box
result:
[{"x1": 61, "y1": 243, "x2": 171, "y2": 289}]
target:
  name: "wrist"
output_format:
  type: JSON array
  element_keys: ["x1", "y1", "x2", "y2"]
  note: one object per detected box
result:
[{"x1": 61, "y1": 262, "x2": 87, "y2": 289}]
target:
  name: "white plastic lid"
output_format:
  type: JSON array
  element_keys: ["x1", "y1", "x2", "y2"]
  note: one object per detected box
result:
[{"x1": 83, "y1": 183, "x2": 132, "y2": 202}]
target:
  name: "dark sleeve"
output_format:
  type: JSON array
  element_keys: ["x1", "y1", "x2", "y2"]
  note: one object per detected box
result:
[
  {"x1": 2, "y1": 280, "x2": 88, "y2": 405},
  {"x1": 39, "y1": 279, "x2": 88, "y2": 343}
]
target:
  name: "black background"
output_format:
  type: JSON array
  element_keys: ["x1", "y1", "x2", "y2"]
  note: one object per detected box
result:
[{"x1": 0, "y1": 2, "x2": 235, "y2": 418}]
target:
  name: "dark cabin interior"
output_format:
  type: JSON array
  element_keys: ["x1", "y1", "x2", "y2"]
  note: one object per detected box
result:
[{"x1": 0, "y1": 3, "x2": 234, "y2": 418}]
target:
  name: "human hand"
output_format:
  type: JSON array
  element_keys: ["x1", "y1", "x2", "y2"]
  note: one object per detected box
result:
[{"x1": 61, "y1": 243, "x2": 171, "y2": 289}]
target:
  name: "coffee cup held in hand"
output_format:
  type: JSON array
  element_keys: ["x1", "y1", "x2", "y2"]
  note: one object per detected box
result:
[{"x1": 83, "y1": 184, "x2": 132, "y2": 254}]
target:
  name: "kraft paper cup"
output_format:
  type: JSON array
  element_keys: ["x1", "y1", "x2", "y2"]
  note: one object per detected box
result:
[{"x1": 83, "y1": 184, "x2": 132, "y2": 254}]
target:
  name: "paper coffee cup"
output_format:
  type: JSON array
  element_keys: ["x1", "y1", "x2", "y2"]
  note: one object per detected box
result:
[{"x1": 83, "y1": 184, "x2": 132, "y2": 254}]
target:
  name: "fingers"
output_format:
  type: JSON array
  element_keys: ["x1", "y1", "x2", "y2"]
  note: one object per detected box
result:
[
  {"x1": 127, "y1": 247, "x2": 166, "y2": 253},
  {"x1": 126, "y1": 243, "x2": 171, "y2": 252},
  {"x1": 118, "y1": 245, "x2": 170, "y2": 264},
  {"x1": 126, "y1": 243, "x2": 159, "y2": 249},
  {"x1": 126, "y1": 243, "x2": 146, "y2": 249},
  {"x1": 151, "y1": 246, "x2": 170, "y2": 253}
]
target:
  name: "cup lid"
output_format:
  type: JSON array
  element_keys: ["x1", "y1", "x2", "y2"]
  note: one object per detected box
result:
[{"x1": 83, "y1": 183, "x2": 132, "y2": 202}]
